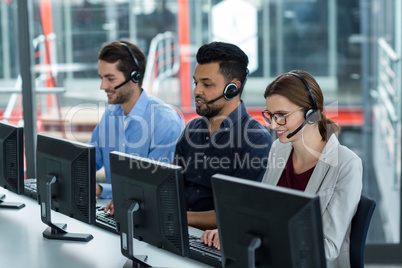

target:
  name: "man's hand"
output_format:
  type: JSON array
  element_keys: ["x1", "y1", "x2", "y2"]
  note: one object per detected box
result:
[{"x1": 201, "y1": 229, "x2": 220, "y2": 250}]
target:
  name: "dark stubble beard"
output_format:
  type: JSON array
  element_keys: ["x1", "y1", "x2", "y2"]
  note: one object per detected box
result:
[
  {"x1": 196, "y1": 103, "x2": 224, "y2": 119},
  {"x1": 109, "y1": 86, "x2": 133, "y2": 105}
]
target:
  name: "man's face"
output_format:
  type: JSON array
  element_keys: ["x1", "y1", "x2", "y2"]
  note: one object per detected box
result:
[
  {"x1": 193, "y1": 62, "x2": 226, "y2": 118},
  {"x1": 98, "y1": 60, "x2": 133, "y2": 105}
]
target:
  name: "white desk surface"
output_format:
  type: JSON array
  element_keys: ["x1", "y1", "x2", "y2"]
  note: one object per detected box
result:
[{"x1": 0, "y1": 188, "x2": 209, "y2": 268}]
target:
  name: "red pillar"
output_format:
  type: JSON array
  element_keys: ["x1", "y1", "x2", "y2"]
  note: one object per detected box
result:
[{"x1": 177, "y1": 0, "x2": 192, "y2": 109}]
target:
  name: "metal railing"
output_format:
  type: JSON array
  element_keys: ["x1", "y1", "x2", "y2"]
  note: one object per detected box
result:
[
  {"x1": 142, "y1": 31, "x2": 180, "y2": 97},
  {"x1": 375, "y1": 37, "x2": 401, "y2": 186},
  {"x1": 373, "y1": 37, "x2": 401, "y2": 242},
  {"x1": 0, "y1": 33, "x2": 65, "y2": 132}
]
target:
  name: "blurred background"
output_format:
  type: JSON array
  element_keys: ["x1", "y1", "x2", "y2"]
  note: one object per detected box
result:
[{"x1": 0, "y1": 0, "x2": 400, "y2": 264}]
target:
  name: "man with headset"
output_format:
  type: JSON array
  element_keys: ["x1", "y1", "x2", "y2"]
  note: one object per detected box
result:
[
  {"x1": 91, "y1": 41, "x2": 184, "y2": 199},
  {"x1": 174, "y1": 41, "x2": 273, "y2": 230}
]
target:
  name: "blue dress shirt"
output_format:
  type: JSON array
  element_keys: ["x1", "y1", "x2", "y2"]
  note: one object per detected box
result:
[
  {"x1": 174, "y1": 102, "x2": 273, "y2": 211},
  {"x1": 89, "y1": 91, "x2": 184, "y2": 198}
]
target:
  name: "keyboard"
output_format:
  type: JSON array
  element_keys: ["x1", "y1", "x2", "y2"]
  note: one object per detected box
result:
[
  {"x1": 95, "y1": 205, "x2": 118, "y2": 234},
  {"x1": 188, "y1": 234, "x2": 222, "y2": 267},
  {"x1": 24, "y1": 178, "x2": 38, "y2": 200},
  {"x1": 23, "y1": 180, "x2": 219, "y2": 266}
]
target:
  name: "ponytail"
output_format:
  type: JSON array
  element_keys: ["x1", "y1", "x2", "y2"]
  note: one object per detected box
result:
[{"x1": 318, "y1": 112, "x2": 341, "y2": 141}]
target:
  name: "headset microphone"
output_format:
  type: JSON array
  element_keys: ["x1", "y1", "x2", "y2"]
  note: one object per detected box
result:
[
  {"x1": 286, "y1": 110, "x2": 320, "y2": 139},
  {"x1": 114, "y1": 77, "x2": 132, "y2": 90},
  {"x1": 206, "y1": 92, "x2": 229, "y2": 105},
  {"x1": 286, "y1": 122, "x2": 306, "y2": 139},
  {"x1": 206, "y1": 69, "x2": 249, "y2": 105}
]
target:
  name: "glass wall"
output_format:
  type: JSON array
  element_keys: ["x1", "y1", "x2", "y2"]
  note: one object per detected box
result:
[
  {"x1": 1, "y1": 0, "x2": 401, "y2": 263},
  {"x1": 0, "y1": 1, "x2": 20, "y2": 113},
  {"x1": 365, "y1": 0, "x2": 402, "y2": 263}
]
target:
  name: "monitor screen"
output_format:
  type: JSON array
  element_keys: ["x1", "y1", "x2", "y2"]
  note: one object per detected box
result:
[
  {"x1": 36, "y1": 133, "x2": 96, "y2": 241},
  {"x1": 212, "y1": 174, "x2": 326, "y2": 268},
  {"x1": 0, "y1": 121, "x2": 25, "y2": 209},
  {"x1": 110, "y1": 151, "x2": 189, "y2": 267}
]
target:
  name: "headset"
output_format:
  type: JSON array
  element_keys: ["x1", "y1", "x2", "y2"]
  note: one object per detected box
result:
[
  {"x1": 207, "y1": 68, "x2": 249, "y2": 104},
  {"x1": 114, "y1": 42, "x2": 141, "y2": 90},
  {"x1": 286, "y1": 72, "x2": 320, "y2": 139}
]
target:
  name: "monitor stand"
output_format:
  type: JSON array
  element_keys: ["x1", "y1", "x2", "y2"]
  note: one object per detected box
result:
[
  {"x1": 121, "y1": 201, "x2": 151, "y2": 268},
  {"x1": 0, "y1": 193, "x2": 25, "y2": 209},
  {"x1": 39, "y1": 174, "x2": 93, "y2": 242},
  {"x1": 226, "y1": 233, "x2": 262, "y2": 268},
  {"x1": 123, "y1": 256, "x2": 150, "y2": 268}
]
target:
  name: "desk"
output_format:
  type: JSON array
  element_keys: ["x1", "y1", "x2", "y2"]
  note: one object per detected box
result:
[{"x1": 0, "y1": 188, "x2": 210, "y2": 268}]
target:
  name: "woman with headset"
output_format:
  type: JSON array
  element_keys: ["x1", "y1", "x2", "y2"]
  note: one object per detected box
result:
[{"x1": 201, "y1": 70, "x2": 362, "y2": 268}]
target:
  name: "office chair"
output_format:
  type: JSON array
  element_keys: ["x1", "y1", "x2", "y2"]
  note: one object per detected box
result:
[{"x1": 350, "y1": 194, "x2": 376, "y2": 268}]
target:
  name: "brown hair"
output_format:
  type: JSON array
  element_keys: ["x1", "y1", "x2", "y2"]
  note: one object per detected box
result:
[
  {"x1": 264, "y1": 70, "x2": 340, "y2": 141},
  {"x1": 98, "y1": 41, "x2": 146, "y2": 87}
]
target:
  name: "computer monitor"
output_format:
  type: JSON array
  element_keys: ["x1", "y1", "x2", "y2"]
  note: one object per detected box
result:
[
  {"x1": 0, "y1": 121, "x2": 25, "y2": 209},
  {"x1": 110, "y1": 151, "x2": 189, "y2": 267},
  {"x1": 212, "y1": 174, "x2": 327, "y2": 268},
  {"x1": 36, "y1": 133, "x2": 96, "y2": 242}
]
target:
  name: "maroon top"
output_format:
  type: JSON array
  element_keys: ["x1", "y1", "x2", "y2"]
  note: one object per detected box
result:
[{"x1": 277, "y1": 150, "x2": 315, "y2": 191}]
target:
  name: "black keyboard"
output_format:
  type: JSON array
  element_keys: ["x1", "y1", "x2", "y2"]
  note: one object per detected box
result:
[
  {"x1": 24, "y1": 178, "x2": 38, "y2": 200},
  {"x1": 95, "y1": 205, "x2": 118, "y2": 234},
  {"x1": 188, "y1": 234, "x2": 222, "y2": 267}
]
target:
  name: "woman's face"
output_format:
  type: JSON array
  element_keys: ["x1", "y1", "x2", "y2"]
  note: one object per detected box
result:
[{"x1": 265, "y1": 94, "x2": 305, "y2": 143}]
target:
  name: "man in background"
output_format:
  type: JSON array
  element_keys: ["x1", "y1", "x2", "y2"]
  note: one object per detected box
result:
[
  {"x1": 91, "y1": 40, "x2": 184, "y2": 199},
  {"x1": 175, "y1": 41, "x2": 273, "y2": 230}
]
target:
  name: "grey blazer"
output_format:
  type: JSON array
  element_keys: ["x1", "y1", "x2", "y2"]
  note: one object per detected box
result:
[{"x1": 262, "y1": 134, "x2": 362, "y2": 268}]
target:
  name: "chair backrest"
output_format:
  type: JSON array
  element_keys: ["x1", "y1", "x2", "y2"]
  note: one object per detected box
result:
[{"x1": 350, "y1": 194, "x2": 376, "y2": 268}]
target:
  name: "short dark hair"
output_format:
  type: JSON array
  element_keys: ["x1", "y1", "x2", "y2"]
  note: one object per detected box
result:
[
  {"x1": 98, "y1": 41, "x2": 146, "y2": 87},
  {"x1": 196, "y1": 41, "x2": 249, "y2": 86}
]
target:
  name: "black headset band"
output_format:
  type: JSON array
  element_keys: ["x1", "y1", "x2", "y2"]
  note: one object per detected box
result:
[
  {"x1": 287, "y1": 72, "x2": 318, "y2": 111},
  {"x1": 120, "y1": 42, "x2": 141, "y2": 73}
]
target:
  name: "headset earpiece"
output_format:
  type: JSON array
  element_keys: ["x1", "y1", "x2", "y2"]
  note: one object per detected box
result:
[
  {"x1": 305, "y1": 109, "x2": 314, "y2": 119},
  {"x1": 305, "y1": 109, "x2": 320, "y2": 124},
  {"x1": 223, "y1": 83, "x2": 239, "y2": 100},
  {"x1": 208, "y1": 70, "x2": 248, "y2": 104},
  {"x1": 130, "y1": 71, "x2": 141, "y2": 83}
]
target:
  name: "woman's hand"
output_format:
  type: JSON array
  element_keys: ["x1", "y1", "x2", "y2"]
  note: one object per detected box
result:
[{"x1": 104, "y1": 199, "x2": 114, "y2": 216}]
